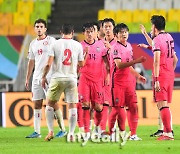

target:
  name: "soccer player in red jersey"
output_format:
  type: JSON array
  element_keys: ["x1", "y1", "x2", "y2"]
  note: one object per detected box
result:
[
  {"x1": 99, "y1": 18, "x2": 116, "y2": 135},
  {"x1": 78, "y1": 22, "x2": 109, "y2": 140},
  {"x1": 109, "y1": 23, "x2": 146, "y2": 141},
  {"x1": 150, "y1": 15, "x2": 178, "y2": 140},
  {"x1": 139, "y1": 24, "x2": 176, "y2": 137}
]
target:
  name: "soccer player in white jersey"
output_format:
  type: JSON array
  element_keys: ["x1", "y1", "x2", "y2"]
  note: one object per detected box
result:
[
  {"x1": 25, "y1": 19, "x2": 66, "y2": 138},
  {"x1": 41, "y1": 24, "x2": 84, "y2": 141}
]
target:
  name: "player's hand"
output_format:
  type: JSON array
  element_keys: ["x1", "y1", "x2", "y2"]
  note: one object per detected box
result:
[
  {"x1": 154, "y1": 81, "x2": 161, "y2": 92},
  {"x1": 25, "y1": 80, "x2": 30, "y2": 91},
  {"x1": 137, "y1": 43, "x2": 148, "y2": 49},
  {"x1": 84, "y1": 46, "x2": 89, "y2": 56},
  {"x1": 41, "y1": 77, "x2": 48, "y2": 89},
  {"x1": 103, "y1": 40, "x2": 111, "y2": 49},
  {"x1": 138, "y1": 75, "x2": 146, "y2": 84},
  {"x1": 139, "y1": 24, "x2": 147, "y2": 35},
  {"x1": 135, "y1": 56, "x2": 146, "y2": 63}
]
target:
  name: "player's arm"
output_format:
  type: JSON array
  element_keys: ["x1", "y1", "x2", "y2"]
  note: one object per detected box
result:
[
  {"x1": 153, "y1": 50, "x2": 161, "y2": 92},
  {"x1": 140, "y1": 24, "x2": 152, "y2": 46},
  {"x1": 78, "y1": 46, "x2": 89, "y2": 67},
  {"x1": 114, "y1": 56, "x2": 146, "y2": 69},
  {"x1": 130, "y1": 66, "x2": 146, "y2": 84},
  {"x1": 103, "y1": 55, "x2": 110, "y2": 85},
  {"x1": 41, "y1": 56, "x2": 54, "y2": 88},
  {"x1": 25, "y1": 59, "x2": 35, "y2": 91},
  {"x1": 173, "y1": 52, "x2": 178, "y2": 70},
  {"x1": 138, "y1": 43, "x2": 152, "y2": 50}
]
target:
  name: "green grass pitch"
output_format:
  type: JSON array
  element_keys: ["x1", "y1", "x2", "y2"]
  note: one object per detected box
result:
[{"x1": 0, "y1": 125, "x2": 180, "y2": 154}]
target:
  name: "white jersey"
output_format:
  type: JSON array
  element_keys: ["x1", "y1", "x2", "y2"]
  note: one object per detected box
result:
[
  {"x1": 49, "y1": 38, "x2": 84, "y2": 79},
  {"x1": 28, "y1": 35, "x2": 56, "y2": 81}
]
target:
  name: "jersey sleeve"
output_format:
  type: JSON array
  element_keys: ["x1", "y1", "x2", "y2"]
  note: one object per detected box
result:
[
  {"x1": 28, "y1": 42, "x2": 35, "y2": 60},
  {"x1": 78, "y1": 44, "x2": 84, "y2": 61},
  {"x1": 48, "y1": 42, "x2": 55, "y2": 57},
  {"x1": 152, "y1": 38, "x2": 161, "y2": 52}
]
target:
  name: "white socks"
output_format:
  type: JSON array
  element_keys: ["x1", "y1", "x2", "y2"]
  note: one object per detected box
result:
[
  {"x1": 158, "y1": 112, "x2": 164, "y2": 130},
  {"x1": 55, "y1": 109, "x2": 66, "y2": 132},
  {"x1": 45, "y1": 106, "x2": 54, "y2": 133},
  {"x1": 34, "y1": 109, "x2": 42, "y2": 134},
  {"x1": 69, "y1": 108, "x2": 77, "y2": 135}
]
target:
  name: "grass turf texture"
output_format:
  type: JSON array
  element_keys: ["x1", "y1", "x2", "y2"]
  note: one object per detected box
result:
[{"x1": 0, "y1": 125, "x2": 180, "y2": 154}]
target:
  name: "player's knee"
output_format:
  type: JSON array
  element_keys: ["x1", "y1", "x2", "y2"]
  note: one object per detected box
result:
[
  {"x1": 94, "y1": 104, "x2": 103, "y2": 112},
  {"x1": 157, "y1": 101, "x2": 168, "y2": 110},
  {"x1": 34, "y1": 100, "x2": 43, "y2": 109},
  {"x1": 82, "y1": 102, "x2": 90, "y2": 108}
]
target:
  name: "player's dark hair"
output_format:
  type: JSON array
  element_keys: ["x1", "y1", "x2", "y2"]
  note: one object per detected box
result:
[
  {"x1": 82, "y1": 22, "x2": 95, "y2": 32},
  {"x1": 98, "y1": 20, "x2": 103, "y2": 28},
  {"x1": 102, "y1": 18, "x2": 115, "y2": 27},
  {"x1": 151, "y1": 15, "x2": 165, "y2": 31},
  {"x1": 113, "y1": 23, "x2": 129, "y2": 35},
  {"x1": 34, "y1": 18, "x2": 47, "y2": 28},
  {"x1": 61, "y1": 24, "x2": 74, "y2": 35},
  {"x1": 92, "y1": 21, "x2": 100, "y2": 31}
]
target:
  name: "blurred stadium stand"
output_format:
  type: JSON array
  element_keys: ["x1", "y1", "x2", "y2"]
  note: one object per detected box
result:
[{"x1": 0, "y1": 0, "x2": 180, "y2": 91}]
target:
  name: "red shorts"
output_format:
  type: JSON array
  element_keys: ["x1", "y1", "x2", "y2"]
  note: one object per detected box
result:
[
  {"x1": 153, "y1": 78, "x2": 174, "y2": 103},
  {"x1": 78, "y1": 74, "x2": 103, "y2": 104},
  {"x1": 111, "y1": 82, "x2": 137, "y2": 107},
  {"x1": 103, "y1": 85, "x2": 111, "y2": 104}
]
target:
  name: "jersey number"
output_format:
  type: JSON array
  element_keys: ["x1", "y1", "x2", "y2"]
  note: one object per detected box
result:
[
  {"x1": 166, "y1": 40, "x2": 174, "y2": 58},
  {"x1": 38, "y1": 49, "x2": 43, "y2": 55},
  {"x1": 63, "y1": 49, "x2": 72, "y2": 65}
]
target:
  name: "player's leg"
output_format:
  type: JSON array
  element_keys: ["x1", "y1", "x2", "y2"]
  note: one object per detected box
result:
[
  {"x1": 26, "y1": 82, "x2": 44, "y2": 138},
  {"x1": 65, "y1": 80, "x2": 79, "y2": 142},
  {"x1": 126, "y1": 87, "x2": 141, "y2": 141},
  {"x1": 92, "y1": 80, "x2": 104, "y2": 137},
  {"x1": 150, "y1": 111, "x2": 163, "y2": 137},
  {"x1": 45, "y1": 78, "x2": 62, "y2": 141},
  {"x1": 77, "y1": 102, "x2": 84, "y2": 133},
  {"x1": 78, "y1": 75, "x2": 91, "y2": 139},
  {"x1": 100, "y1": 85, "x2": 110, "y2": 133},
  {"x1": 155, "y1": 79, "x2": 174, "y2": 140},
  {"x1": 54, "y1": 103, "x2": 67, "y2": 138},
  {"x1": 157, "y1": 101, "x2": 174, "y2": 140},
  {"x1": 45, "y1": 100, "x2": 57, "y2": 141}
]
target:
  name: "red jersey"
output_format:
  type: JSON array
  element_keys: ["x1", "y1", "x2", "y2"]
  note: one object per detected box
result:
[
  {"x1": 80, "y1": 40, "x2": 107, "y2": 82},
  {"x1": 110, "y1": 41, "x2": 134, "y2": 85},
  {"x1": 152, "y1": 32, "x2": 175, "y2": 78}
]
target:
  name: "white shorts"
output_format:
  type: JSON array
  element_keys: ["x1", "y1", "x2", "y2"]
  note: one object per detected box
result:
[
  {"x1": 47, "y1": 78, "x2": 78, "y2": 103},
  {"x1": 31, "y1": 79, "x2": 50, "y2": 101}
]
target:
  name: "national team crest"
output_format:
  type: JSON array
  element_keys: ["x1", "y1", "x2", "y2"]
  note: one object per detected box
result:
[
  {"x1": 96, "y1": 47, "x2": 100, "y2": 52},
  {"x1": 43, "y1": 41, "x2": 48, "y2": 45},
  {"x1": 114, "y1": 50, "x2": 118, "y2": 55}
]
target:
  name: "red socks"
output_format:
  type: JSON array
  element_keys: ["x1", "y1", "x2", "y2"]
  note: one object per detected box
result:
[
  {"x1": 129, "y1": 103, "x2": 138, "y2": 135},
  {"x1": 100, "y1": 105, "x2": 109, "y2": 131},
  {"x1": 160, "y1": 107, "x2": 172, "y2": 133},
  {"x1": 82, "y1": 107, "x2": 90, "y2": 133},
  {"x1": 117, "y1": 107, "x2": 126, "y2": 131},
  {"x1": 77, "y1": 103, "x2": 83, "y2": 128}
]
